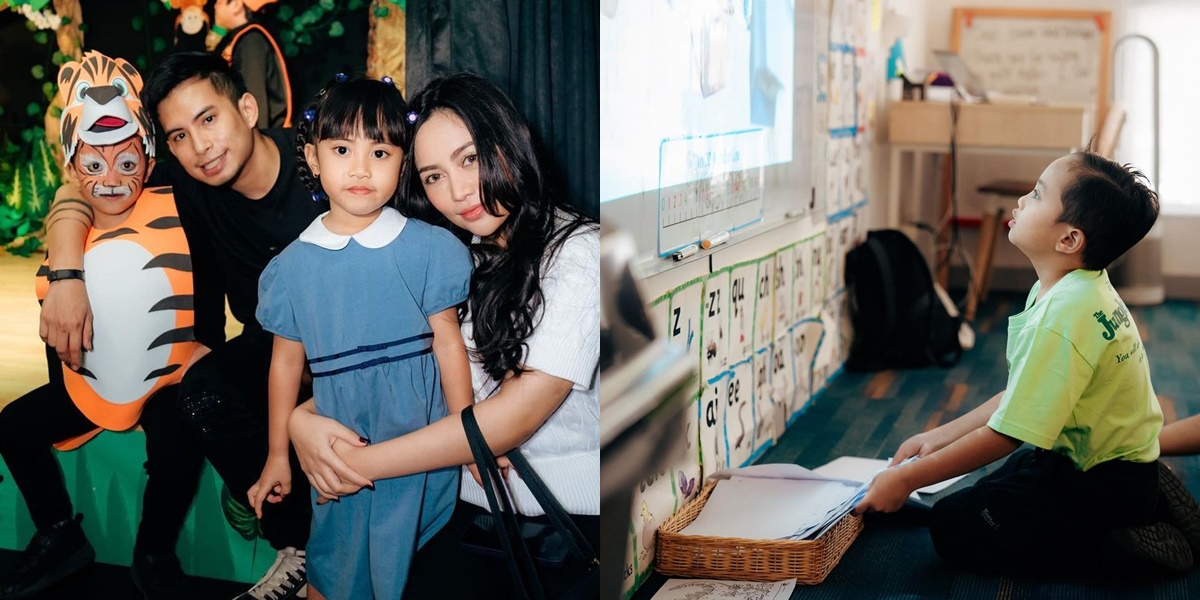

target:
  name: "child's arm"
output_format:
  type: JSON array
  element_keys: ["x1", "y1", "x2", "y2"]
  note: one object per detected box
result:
[
  {"x1": 889, "y1": 389, "x2": 1005, "y2": 465},
  {"x1": 247, "y1": 335, "x2": 306, "y2": 518},
  {"x1": 1160, "y1": 415, "x2": 1200, "y2": 455},
  {"x1": 858, "y1": 425, "x2": 1021, "y2": 514},
  {"x1": 428, "y1": 307, "x2": 472, "y2": 414}
]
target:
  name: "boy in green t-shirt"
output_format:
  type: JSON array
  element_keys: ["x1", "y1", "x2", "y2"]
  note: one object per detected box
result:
[{"x1": 855, "y1": 151, "x2": 1194, "y2": 575}]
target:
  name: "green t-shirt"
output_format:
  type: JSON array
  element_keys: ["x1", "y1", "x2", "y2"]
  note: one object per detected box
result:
[{"x1": 987, "y1": 269, "x2": 1161, "y2": 471}]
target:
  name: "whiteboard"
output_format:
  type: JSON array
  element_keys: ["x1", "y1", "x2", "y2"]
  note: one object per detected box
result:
[
  {"x1": 601, "y1": 0, "x2": 817, "y2": 266},
  {"x1": 952, "y1": 8, "x2": 1110, "y2": 127}
]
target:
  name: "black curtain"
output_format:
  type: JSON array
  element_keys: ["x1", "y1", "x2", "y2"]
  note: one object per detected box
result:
[{"x1": 406, "y1": 0, "x2": 599, "y2": 219}]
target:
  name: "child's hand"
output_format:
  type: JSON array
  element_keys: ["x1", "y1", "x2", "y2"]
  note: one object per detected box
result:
[
  {"x1": 853, "y1": 467, "x2": 912, "y2": 515},
  {"x1": 889, "y1": 431, "x2": 944, "y2": 466},
  {"x1": 247, "y1": 454, "x2": 293, "y2": 519}
]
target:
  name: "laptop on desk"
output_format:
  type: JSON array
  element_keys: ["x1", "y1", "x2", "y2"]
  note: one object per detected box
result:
[{"x1": 932, "y1": 50, "x2": 1039, "y2": 105}]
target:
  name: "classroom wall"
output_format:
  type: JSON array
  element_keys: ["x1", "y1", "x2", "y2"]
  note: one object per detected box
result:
[
  {"x1": 873, "y1": 0, "x2": 1200, "y2": 297},
  {"x1": 612, "y1": 1, "x2": 879, "y2": 597}
]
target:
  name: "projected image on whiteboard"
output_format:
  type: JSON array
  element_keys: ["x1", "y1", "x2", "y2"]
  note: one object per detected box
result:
[{"x1": 601, "y1": 0, "x2": 795, "y2": 255}]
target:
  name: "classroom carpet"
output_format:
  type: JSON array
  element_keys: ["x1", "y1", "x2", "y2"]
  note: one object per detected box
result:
[{"x1": 632, "y1": 291, "x2": 1200, "y2": 600}]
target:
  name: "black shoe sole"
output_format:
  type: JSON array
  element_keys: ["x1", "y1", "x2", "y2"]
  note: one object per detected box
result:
[
  {"x1": 1104, "y1": 523, "x2": 1193, "y2": 576},
  {"x1": 0, "y1": 543, "x2": 95, "y2": 600},
  {"x1": 1160, "y1": 463, "x2": 1200, "y2": 557}
]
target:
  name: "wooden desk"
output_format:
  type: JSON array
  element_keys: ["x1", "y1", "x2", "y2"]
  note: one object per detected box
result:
[{"x1": 885, "y1": 101, "x2": 1093, "y2": 229}]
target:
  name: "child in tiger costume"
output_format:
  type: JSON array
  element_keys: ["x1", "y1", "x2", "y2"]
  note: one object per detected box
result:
[{"x1": 0, "y1": 51, "x2": 219, "y2": 599}]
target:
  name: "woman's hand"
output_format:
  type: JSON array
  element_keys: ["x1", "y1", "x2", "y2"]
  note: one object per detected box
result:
[
  {"x1": 287, "y1": 401, "x2": 374, "y2": 501},
  {"x1": 465, "y1": 455, "x2": 513, "y2": 488}
]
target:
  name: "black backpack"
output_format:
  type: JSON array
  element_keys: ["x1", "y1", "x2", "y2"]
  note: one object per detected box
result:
[{"x1": 844, "y1": 229, "x2": 963, "y2": 371}]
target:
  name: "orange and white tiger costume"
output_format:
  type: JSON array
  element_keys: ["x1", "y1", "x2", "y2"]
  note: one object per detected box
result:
[{"x1": 39, "y1": 51, "x2": 197, "y2": 450}]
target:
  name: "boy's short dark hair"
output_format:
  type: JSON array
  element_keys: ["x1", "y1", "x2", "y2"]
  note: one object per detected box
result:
[
  {"x1": 142, "y1": 52, "x2": 247, "y2": 121},
  {"x1": 1059, "y1": 152, "x2": 1159, "y2": 271}
]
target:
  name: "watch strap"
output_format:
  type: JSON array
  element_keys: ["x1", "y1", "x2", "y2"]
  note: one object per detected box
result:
[{"x1": 46, "y1": 269, "x2": 85, "y2": 283}]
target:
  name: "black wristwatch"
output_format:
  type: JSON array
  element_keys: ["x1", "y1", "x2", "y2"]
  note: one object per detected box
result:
[{"x1": 46, "y1": 269, "x2": 84, "y2": 283}]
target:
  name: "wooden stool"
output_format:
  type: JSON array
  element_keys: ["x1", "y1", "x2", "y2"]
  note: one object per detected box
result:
[{"x1": 967, "y1": 179, "x2": 1027, "y2": 321}]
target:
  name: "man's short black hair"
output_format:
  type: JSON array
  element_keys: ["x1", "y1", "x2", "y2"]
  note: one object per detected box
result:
[
  {"x1": 142, "y1": 52, "x2": 247, "y2": 121},
  {"x1": 1059, "y1": 152, "x2": 1159, "y2": 271}
]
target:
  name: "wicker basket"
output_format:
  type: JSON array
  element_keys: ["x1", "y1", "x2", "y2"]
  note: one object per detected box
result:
[{"x1": 655, "y1": 480, "x2": 864, "y2": 584}]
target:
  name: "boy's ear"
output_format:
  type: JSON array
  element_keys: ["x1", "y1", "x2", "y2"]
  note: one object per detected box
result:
[
  {"x1": 303, "y1": 143, "x2": 319, "y2": 176},
  {"x1": 145, "y1": 156, "x2": 157, "y2": 181},
  {"x1": 1056, "y1": 226, "x2": 1085, "y2": 256},
  {"x1": 238, "y1": 92, "x2": 259, "y2": 128}
]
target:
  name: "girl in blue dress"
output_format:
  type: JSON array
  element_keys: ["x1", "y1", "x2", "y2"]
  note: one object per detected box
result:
[
  {"x1": 248, "y1": 75, "x2": 474, "y2": 600},
  {"x1": 288, "y1": 72, "x2": 600, "y2": 599}
]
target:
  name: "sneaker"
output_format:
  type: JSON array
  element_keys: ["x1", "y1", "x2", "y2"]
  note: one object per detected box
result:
[
  {"x1": 232, "y1": 547, "x2": 307, "y2": 600},
  {"x1": 131, "y1": 550, "x2": 189, "y2": 599},
  {"x1": 1159, "y1": 462, "x2": 1200, "y2": 559},
  {"x1": 0, "y1": 514, "x2": 95, "y2": 599},
  {"x1": 1102, "y1": 522, "x2": 1193, "y2": 576}
]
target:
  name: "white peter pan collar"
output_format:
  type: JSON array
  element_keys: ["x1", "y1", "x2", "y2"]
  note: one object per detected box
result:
[{"x1": 298, "y1": 206, "x2": 407, "y2": 250}]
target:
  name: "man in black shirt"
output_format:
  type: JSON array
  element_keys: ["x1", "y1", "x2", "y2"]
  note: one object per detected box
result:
[{"x1": 43, "y1": 52, "x2": 321, "y2": 600}]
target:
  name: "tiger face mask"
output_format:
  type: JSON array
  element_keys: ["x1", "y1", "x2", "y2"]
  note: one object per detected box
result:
[{"x1": 68, "y1": 137, "x2": 155, "y2": 228}]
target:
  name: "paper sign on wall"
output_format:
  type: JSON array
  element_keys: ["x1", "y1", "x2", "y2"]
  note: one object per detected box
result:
[
  {"x1": 753, "y1": 255, "x2": 775, "y2": 351},
  {"x1": 699, "y1": 373, "x2": 729, "y2": 479},
  {"x1": 702, "y1": 271, "x2": 731, "y2": 378},
  {"x1": 728, "y1": 264, "x2": 757, "y2": 364},
  {"x1": 725, "y1": 359, "x2": 755, "y2": 468}
]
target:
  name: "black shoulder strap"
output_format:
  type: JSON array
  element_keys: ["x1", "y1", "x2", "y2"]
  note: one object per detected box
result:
[{"x1": 461, "y1": 405, "x2": 598, "y2": 599}]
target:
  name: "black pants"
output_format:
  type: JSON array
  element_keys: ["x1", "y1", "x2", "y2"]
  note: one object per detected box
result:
[
  {"x1": 405, "y1": 500, "x2": 600, "y2": 599},
  {"x1": 177, "y1": 330, "x2": 311, "y2": 550},
  {"x1": 929, "y1": 447, "x2": 1159, "y2": 575},
  {"x1": 0, "y1": 347, "x2": 204, "y2": 555}
]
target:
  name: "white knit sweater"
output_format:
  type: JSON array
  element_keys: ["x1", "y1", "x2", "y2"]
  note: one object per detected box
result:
[{"x1": 459, "y1": 226, "x2": 600, "y2": 516}]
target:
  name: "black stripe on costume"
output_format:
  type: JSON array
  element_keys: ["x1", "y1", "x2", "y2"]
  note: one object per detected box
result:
[
  {"x1": 76, "y1": 366, "x2": 96, "y2": 380},
  {"x1": 147, "y1": 327, "x2": 195, "y2": 350},
  {"x1": 143, "y1": 253, "x2": 191, "y2": 272},
  {"x1": 310, "y1": 347, "x2": 434, "y2": 378},
  {"x1": 145, "y1": 364, "x2": 182, "y2": 381},
  {"x1": 92, "y1": 228, "x2": 138, "y2": 242},
  {"x1": 145, "y1": 216, "x2": 182, "y2": 229},
  {"x1": 307, "y1": 332, "x2": 434, "y2": 364},
  {"x1": 150, "y1": 294, "x2": 193, "y2": 312}
]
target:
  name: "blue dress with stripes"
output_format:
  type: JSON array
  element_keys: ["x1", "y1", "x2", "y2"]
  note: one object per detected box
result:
[{"x1": 257, "y1": 213, "x2": 471, "y2": 599}]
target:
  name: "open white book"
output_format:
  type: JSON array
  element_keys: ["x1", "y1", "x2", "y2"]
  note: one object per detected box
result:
[{"x1": 813, "y1": 456, "x2": 968, "y2": 507}]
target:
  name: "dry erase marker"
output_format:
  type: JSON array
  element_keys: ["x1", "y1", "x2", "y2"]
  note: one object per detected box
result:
[
  {"x1": 701, "y1": 230, "x2": 731, "y2": 250},
  {"x1": 672, "y1": 244, "x2": 699, "y2": 261}
]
